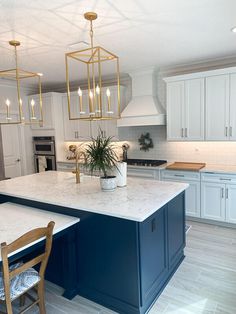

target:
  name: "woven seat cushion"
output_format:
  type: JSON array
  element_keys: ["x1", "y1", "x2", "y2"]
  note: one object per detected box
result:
[{"x1": 0, "y1": 263, "x2": 40, "y2": 301}]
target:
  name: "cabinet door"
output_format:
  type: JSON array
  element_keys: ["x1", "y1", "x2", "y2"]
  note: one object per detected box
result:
[
  {"x1": 62, "y1": 95, "x2": 79, "y2": 141},
  {"x1": 162, "y1": 178, "x2": 200, "y2": 218},
  {"x1": 167, "y1": 192, "x2": 185, "y2": 269},
  {"x1": 206, "y1": 75, "x2": 230, "y2": 140},
  {"x1": 229, "y1": 74, "x2": 236, "y2": 140},
  {"x1": 167, "y1": 81, "x2": 185, "y2": 140},
  {"x1": 185, "y1": 78, "x2": 204, "y2": 140},
  {"x1": 201, "y1": 182, "x2": 225, "y2": 221},
  {"x1": 185, "y1": 181, "x2": 200, "y2": 217},
  {"x1": 30, "y1": 94, "x2": 54, "y2": 130},
  {"x1": 139, "y1": 206, "x2": 167, "y2": 304},
  {"x1": 226, "y1": 184, "x2": 236, "y2": 223}
]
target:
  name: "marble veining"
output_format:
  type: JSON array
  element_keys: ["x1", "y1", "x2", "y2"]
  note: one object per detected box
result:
[
  {"x1": 0, "y1": 202, "x2": 80, "y2": 261},
  {"x1": 0, "y1": 172, "x2": 188, "y2": 222}
]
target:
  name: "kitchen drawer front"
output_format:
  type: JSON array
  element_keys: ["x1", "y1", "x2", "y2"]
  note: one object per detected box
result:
[
  {"x1": 161, "y1": 170, "x2": 200, "y2": 181},
  {"x1": 201, "y1": 172, "x2": 236, "y2": 184},
  {"x1": 127, "y1": 167, "x2": 157, "y2": 180},
  {"x1": 57, "y1": 162, "x2": 76, "y2": 172}
]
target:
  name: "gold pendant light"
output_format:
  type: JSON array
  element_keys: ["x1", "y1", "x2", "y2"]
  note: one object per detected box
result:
[
  {"x1": 65, "y1": 12, "x2": 121, "y2": 121},
  {"x1": 0, "y1": 40, "x2": 43, "y2": 125}
]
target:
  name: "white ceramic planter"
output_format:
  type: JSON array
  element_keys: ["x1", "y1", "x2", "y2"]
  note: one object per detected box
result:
[{"x1": 100, "y1": 176, "x2": 117, "y2": 192}]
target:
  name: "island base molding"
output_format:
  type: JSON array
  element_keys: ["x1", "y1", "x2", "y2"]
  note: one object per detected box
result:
[{"x1": 0, "y1": 192, "x2": 186, "y2": 314}]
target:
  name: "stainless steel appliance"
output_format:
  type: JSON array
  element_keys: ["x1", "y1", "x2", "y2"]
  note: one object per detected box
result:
[{"x1": 33, "y1": 136, "x2": 56, "y2": 172}]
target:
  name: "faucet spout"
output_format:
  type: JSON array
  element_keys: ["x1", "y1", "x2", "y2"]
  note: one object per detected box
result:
[{"x1": 75, "y1": 151, "x2": 87, "y2": 184}]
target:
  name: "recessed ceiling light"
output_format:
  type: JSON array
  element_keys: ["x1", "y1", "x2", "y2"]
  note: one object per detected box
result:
[{"x1": 231, "y1": 27, "x2": 236, "y2": 33}]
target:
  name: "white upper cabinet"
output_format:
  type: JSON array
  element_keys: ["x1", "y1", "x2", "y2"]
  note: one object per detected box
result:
[
  {"x1": 229, "y1": 73, "x2": 236, "y2": 141},
  {"x1": 29, "y1": 93, "x2": 55, "y2": 130},
  {"x1": 62, "y1": 94, "x2": 80, "y2": 141},
  {"x1": 165, "y1": 66, "x2": 236, "y2": 142},
  {"x1": 62, "y1": 86, "x2": 121, "y2": 141},
  {"x1": 185, "y1": 78, "x2": 205, "y2": 140},
  {"x1": 205, "y1": 75, "x2": 230, "y2": 140},
  {"x1": 166, "y1": 78, "x2": 204, "y2": 141},
  {"x1": 167, "y1": 81, "x2": 184, "y2": 140}
]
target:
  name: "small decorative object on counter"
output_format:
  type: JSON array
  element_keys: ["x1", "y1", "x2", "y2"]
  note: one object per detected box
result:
[
  {"x1": 85, "y1": 131, "x2": 119, "y2": 191},
  {"x1": 67, "y1": 145, "x2": 77, "y2": 160},
  {"x1": 122, "y1": 143, "x2": 129, "y2": 161},
  {"x1": 138, "y1": 133, "x2": 154, "y2": 151},
  {"x1": 115, "y1": 162, "x2": 127, "y2": 187}
]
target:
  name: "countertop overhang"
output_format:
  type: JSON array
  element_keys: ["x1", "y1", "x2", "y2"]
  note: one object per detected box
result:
[{"x1": 0, "y1": 171, "x2": 188, "y2": 222}]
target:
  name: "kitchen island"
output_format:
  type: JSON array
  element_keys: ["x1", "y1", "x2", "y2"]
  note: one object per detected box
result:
[{"x1": 0, "y1": 172, "x2": 188, "y2": 314}]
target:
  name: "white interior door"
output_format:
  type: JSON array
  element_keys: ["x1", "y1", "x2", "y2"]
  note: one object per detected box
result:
[{"x1": 1, "y1": 124, "x2": 22, "y2": 178}]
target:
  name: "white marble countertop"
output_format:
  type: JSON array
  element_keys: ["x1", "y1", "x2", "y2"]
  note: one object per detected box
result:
[
  {"x1": 199, "y1": 164, "x2": 236, "y2": 175},
  {"x1": 0, "y1": 202, "x2": 80, "y2": 261},
  {"x1": 0, "y1": 171, "x2": 188, "y2": 222},
  {"x1": 57, "y1": 160, "x2": 236, "y2": 175}
]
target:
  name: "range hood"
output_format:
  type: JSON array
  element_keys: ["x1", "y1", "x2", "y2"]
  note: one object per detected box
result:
[{"x1": 117, "y1": 68, "x2": 166, "y2": 127}]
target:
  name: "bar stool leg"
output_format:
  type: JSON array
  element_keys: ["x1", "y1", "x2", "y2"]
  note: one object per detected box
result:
[{"x1": 38, "y1": 280, "x2": 46, "y2": 314}]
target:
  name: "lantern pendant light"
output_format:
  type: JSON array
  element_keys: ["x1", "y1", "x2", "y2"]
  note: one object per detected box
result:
[
  {"x1": 65, "y1": 12, "x2": 121, "y2": 121},
  {"x1": 0, "y1": 40, "x2": 43, "y2": 125}
]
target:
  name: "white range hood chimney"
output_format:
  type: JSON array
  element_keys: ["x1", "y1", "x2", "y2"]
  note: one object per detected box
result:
[{"x1": 117, "y1": 68, "x2": 166, "y2": 127}]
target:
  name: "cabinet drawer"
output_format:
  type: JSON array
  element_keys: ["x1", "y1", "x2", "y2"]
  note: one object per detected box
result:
[
  {"x1": 127, "y1": 168, "x2": 157, "y2": 180},
  {"x1": 161, "y1": 170, "x2": 200, "y2": 181},
  {"x1": 201, "y1": 172, "x2": 236, "y2": 184},
  {"x1": 57, "y1": 162, "x2": 76, "y2": 172}
]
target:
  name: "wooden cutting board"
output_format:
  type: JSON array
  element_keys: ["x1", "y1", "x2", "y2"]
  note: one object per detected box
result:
[{"x1": 166, "y1": 162, "x2": 206, "y2": 171}]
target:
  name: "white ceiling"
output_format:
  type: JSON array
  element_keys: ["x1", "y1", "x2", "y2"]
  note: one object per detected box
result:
[{"x1": 1, "y1": 0, "x2": 236, "y2": 86}]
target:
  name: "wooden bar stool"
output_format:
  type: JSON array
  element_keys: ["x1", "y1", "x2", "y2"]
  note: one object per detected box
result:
[{"x1": 0, "y1": 221, "x2": 55, "y2": 314}]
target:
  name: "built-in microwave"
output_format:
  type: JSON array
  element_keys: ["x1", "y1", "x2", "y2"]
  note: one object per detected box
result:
[{"x1": 33, "y1": 136, "x2": 55, "y2": 155}]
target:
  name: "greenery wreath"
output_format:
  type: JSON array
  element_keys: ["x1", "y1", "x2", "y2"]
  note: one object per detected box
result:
[{"x1": 138, "y1": 133, "x2": 154, "y2": 151}]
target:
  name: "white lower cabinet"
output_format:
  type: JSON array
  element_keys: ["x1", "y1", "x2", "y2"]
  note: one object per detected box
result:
[
  {"x1": 201, "y1": 173, "x2": 236, "y2": 223},
  {"x1": 161, "y1": 170, "x2": 200, "y2": 217},
  {"x1": 201, "y1": 182, "x2": 225, "y2": 221},
  {"x1": 226, "y1": 185, "x2": 236, "y2": 223}
]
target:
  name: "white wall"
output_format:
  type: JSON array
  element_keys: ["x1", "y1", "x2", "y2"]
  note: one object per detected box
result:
[{"x1": 118, "y1": 125, "x2": 236, "y2": 165}]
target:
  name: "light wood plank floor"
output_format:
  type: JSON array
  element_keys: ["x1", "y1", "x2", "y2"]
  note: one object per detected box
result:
[{"x1": 3, "y1": 221, "x2": 236, "y2": 314}]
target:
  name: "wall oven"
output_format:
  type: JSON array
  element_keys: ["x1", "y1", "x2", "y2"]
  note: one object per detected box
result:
[{"x1": 33, "y1": 136, "x2": 56, "y2": 172}]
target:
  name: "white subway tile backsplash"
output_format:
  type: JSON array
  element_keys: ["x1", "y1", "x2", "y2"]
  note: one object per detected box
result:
[{"x1": 118, "y1": 125, "x2": 236, "y2": 165}]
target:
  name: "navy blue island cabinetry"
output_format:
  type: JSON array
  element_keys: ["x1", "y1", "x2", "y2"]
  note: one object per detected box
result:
[
  {"x1": 0, "y1": 191, "x2": 185, "y2": 314},
  {"x1": 0, "y1": 172, "x2": 187, "y2": 314}
]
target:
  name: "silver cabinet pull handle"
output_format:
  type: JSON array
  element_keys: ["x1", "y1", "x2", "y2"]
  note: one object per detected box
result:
[
  {"x1": 221, "y1": 188, "x2": 224, "y2": 198},
  {"x1": 185, "y1": 128, "x2": 187, "y2": 137},
  {"x1": 230, "y1": 126, "x2": 233, "y2": 137},
  {"x1": 181, "y1": 128, "x2": 184, "y2": 138},
  {"x1": 226, "y1": 188, "x2": 229, "y2": 199},
  {"x1": 219, "y1": 178, "x2": 231, "y2": 181},
  {"x1": 225, "y1": 126, "x2": 228, "y2": 137},
  {"x1": 174, "y1": 174, "x2": 185, "y2": 177}
]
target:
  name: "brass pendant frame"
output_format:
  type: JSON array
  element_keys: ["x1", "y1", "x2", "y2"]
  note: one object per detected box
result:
[
  {"x1": 65, "y1": 12, "x2": 121, "y2": 121},
  {"x1": 0, "y1": 41, "x2": 43, "y2": 125}
]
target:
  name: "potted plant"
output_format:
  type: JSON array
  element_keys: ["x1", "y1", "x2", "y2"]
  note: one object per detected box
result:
[{"x1": 85, "y1": 131, "x2": 119, "y2": 191}]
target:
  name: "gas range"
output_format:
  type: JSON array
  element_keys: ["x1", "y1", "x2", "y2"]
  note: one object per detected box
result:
[{"x1": 126, "y1": 159, "x2": 167, "y2": 167}]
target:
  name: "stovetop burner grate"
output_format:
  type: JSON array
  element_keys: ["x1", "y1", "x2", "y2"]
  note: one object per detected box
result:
[{"x1": 126, "y1": 159, "x2": 167, "y2": 167}]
